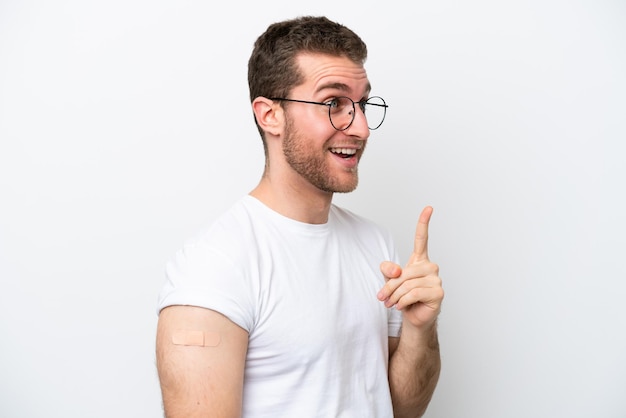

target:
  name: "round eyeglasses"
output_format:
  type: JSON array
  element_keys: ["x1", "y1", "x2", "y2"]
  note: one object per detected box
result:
[{"x1": 269, "y1": 96, "x2": 388, "y2": 131}]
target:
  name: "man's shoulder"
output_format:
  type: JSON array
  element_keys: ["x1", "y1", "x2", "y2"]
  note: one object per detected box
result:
[
  {"x1": 330, "y1": 204, "x2": 393, "y2": 242},
  {"x1": 331, "y1": 204, "x2": 383, "y2": 229},
  {"x1": 180, "y1": 196, "x2": 259, "y2": 250}
]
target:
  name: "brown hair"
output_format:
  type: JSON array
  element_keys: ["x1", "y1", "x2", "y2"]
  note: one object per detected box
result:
[{"x1": 247, "y1": 16, "x2": 368, "y2": 141}]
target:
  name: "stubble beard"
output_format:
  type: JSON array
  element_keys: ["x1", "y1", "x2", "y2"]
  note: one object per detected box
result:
[{"x1": 282, "y1": 116, "x2": 361, "y2": 194}]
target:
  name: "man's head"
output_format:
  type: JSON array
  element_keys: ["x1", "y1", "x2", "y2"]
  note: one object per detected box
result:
[{"x1": 248, "y1": 16, "x2": 368, "y2": 143}]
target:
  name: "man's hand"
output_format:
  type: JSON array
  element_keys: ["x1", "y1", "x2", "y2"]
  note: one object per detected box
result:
[{"x1": 378, "y1": 206, "x2": 444, "y2": 329}]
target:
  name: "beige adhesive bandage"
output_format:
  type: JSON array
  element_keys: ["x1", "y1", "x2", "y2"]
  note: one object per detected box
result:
[{"x1": 172, "y1": 330, "x2": 221, "y2": 347}]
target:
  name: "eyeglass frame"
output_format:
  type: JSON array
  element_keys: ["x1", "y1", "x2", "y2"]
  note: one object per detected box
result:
[{"x1": 268, "y1": 96, "x2": 388, "y2": 131}]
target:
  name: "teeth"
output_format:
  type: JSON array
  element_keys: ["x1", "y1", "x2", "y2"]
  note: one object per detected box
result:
[{"x1": 330, "y1": 148, "x2": 357, "y2": 155}]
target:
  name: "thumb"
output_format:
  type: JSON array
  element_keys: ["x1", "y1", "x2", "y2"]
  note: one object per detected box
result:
[{"x1": 380, "y1": 261, "x2": 402, "y2": 281}]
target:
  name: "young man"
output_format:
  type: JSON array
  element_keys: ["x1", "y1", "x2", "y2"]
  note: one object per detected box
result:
[{"x1": 156, "y1": 16, "x2": 443, "y2": 418}]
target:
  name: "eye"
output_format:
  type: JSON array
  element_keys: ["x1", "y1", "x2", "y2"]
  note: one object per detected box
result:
[{"x1": 325, "y1": 98, "x2": 340, "y2": 108}]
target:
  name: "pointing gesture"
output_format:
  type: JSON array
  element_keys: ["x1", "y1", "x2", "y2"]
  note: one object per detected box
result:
[
  {"x1": 410, "y1": 205, "x2": 432, "y2": 264},
  {"x1": 378, "y1": 206, "x2": 444, "y2": 329}
]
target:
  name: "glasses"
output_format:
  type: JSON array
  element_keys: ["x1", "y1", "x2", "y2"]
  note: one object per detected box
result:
[{"x1": 269, "y1": 96, "x2": 388, "y2": 131}]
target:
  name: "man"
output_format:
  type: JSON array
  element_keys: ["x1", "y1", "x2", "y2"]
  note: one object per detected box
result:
[{"x1": 156, "y1": 16, "x2": 443, "y2": 418}]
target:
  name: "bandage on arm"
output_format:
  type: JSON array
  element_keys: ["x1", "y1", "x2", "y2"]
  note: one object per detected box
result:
[
  {"x1": 172, "y1": 330, "x2": 221, "y2": 347},
  {"x1": 156, "y1": 306, "x2": 248, "y2": 418}
]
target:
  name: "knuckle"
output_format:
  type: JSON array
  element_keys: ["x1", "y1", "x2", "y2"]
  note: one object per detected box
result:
[
  {"x1": 433, "y1": 275, "x2": 442, "y2": 286},
  {"x1": 386, "y1": 277, "x2": 402, "y2": 291},
  {"x1": 397, "y1": 281, "x2": 412, "y2": 294}
]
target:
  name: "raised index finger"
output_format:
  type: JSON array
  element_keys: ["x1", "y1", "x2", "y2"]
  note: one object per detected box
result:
[{"x1": 409, "y1": 206, "x2": 433, "y2": 264}]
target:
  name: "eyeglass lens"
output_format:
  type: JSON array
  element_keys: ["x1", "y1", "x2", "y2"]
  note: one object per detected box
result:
[{"x1": 329, "y1": 96, "x2": 387, "y2": 131}]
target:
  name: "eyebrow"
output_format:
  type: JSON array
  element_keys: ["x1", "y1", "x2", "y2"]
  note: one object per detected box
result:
[{"x1": 316, "y1": 82, "x2": 372, "y2": 97}]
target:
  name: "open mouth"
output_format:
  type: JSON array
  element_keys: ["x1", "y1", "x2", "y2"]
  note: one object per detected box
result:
[{"x1": 330, "y1": 147, "x2": 358, "y2": 159}]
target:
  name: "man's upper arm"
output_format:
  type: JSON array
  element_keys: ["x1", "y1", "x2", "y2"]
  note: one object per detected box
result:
[{"x1": 156, "y1": 305, "x2": 249, "y2": 418}]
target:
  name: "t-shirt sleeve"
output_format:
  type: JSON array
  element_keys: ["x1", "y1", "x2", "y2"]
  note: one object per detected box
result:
[
  {"x1": 156, "y1": 238, "x2": 256, "y2": 333},
  {"x1": 387, "y1": 308, "x2": 403, "y2": 337},
  {"x1": 386, "y1": 245, "x2": 403, "y2": 337},
  {"x1": 382, "y1": 226, "x2": 403, "y2": 338}
]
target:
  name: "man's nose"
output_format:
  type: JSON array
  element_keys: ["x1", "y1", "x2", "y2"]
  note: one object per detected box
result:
[{"x1": 345, "y1": 105, "x2": 370, "y2": 139}]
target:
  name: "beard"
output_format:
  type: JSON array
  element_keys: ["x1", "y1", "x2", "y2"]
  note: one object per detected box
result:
[{"x1": 282, "y1": 116, "x2": 362, "y2": 193}]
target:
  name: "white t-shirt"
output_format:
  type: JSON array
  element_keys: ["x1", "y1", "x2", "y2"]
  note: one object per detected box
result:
[{"x1": 158, "y1": 196, "x2": 402, "y2": 417}]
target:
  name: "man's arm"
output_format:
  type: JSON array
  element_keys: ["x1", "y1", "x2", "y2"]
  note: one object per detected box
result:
[
  {"x1": 379, "y1": 206, "x2": 444, "y2": 418},
  {"x1": 156, "y1": 305, "x2": 249, "y2": 418},
  {"x1": 387, "y1": 324, "x2": 441, "y2": 417}
]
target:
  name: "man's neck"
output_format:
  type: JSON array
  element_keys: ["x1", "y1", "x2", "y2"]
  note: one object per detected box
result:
[{"x1": 249, "y1": 174, "x2": 333, "y2": 224}]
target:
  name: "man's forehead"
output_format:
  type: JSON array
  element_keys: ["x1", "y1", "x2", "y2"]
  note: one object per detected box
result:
[{"x1": 295, "y1": 53, "x2": 370, "y2": 94}]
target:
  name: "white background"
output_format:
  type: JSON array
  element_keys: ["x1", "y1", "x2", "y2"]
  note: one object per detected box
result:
[{"x1": 1, "y1": 1, "x2": 625, "y2": 417}]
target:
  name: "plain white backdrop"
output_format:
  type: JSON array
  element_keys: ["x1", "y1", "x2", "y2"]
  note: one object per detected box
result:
[{"x1": 1, "y1": 0, "x2": 625, "y2": 417}]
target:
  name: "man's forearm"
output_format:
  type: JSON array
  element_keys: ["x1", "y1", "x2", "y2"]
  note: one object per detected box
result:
[{"x1": 388, "y1": 321, "x2": 441, "y2": 418}]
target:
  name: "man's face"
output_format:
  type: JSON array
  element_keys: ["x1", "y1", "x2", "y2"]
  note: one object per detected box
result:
[{"x1": 281, "y1": 53, "x2": 371, "y2": 194}]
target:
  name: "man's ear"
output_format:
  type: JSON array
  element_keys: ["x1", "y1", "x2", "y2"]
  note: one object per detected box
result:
[{"x1": 252, "y1": 97, "x2": 283, "y2": 137}]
